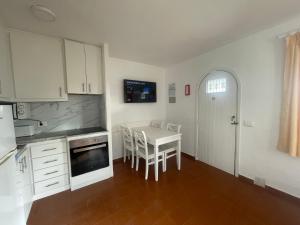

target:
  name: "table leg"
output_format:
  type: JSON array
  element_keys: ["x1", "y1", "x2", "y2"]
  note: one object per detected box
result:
[
  {"x1": 154, "y1": 144, "x2": 159, "y2": 181},
  {"x1": 177, "y1": 138, "x2": 181, "y2": 170}
]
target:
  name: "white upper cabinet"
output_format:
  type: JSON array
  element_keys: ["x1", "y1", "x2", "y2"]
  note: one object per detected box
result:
[
  {"x1": 64, "y1": 40, "x2": 87, "y2": 94},
  {"x1": 85, "y1": 44, "x2": 103, "y2": 94},
  {"x1": 10, "y1": 30, "x2": 67, "y2": 101},
  {"x1": 64, "y1": 39, "x2": 103, "y2": 95},
  {"x1": 0, "y1": 26, "x2": 14, "y2": 100}
]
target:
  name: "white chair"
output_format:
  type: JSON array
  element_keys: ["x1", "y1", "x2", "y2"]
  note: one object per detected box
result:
[
  {"x1": 134, "y1": 129, "x2": 165, "y2": 180},
  {"x1": 150, "y1": 120, "x2": 163, "y2": 128},
  {"x1": 161, "y1": 123, "x2": 182, "y2": 171},
  {"x1": 121, "y1": 125, "x2": 135, "y2": 168}
]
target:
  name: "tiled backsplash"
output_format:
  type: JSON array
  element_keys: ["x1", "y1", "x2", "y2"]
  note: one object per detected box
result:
[{"x1": 15, "y1": 95, "x2": 106, "y2": 133}]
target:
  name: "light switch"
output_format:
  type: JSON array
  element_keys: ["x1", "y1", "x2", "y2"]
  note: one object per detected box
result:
[{"x1": 243, "y1": 120, "x2": 255, "y2": 127}]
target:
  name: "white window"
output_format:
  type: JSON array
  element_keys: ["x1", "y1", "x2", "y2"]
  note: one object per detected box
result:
[{"x1": 206, "y1": 78, "x2": 226, "y2": 93}]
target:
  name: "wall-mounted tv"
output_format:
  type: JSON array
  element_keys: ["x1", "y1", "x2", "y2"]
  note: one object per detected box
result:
[{"x1": 124, "y1": 79, "x2": 157, "y2": 103}]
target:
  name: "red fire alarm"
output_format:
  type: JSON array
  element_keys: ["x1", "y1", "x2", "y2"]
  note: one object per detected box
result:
[{"x1": 185, "y1": 84, "x2": 190, "y2": 96}]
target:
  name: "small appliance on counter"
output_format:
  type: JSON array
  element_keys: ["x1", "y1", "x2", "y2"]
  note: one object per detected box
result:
[{"x1": 15, "y1": 124, "x2": 35, "y2": 137}]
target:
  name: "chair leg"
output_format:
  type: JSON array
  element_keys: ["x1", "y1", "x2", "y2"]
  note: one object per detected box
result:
[
  {"x1": 131, "y1": 151, "x2": 134, "y2": 169},
  {"x1": 163, "y1": 153, "x2": 167, "y2": 172},
  {"x1": 145, "y1": 160, "x2": 149, "y2": 180},
  {"x1": 123, "y1": 148, "x2": 126, "y2": 163},
  {"x1": 136, "y1": 155, "x2": 139, "y2": 171}
]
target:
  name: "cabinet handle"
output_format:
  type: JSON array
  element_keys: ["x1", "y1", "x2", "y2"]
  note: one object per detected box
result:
[
  {"x1": 19, "y1": 160, "x2": 24, "y2": 173},
  {"x1": 42, "y1": 148, "x2": 56, "y2": 152},
  {"x1": 59, "y1": 87, "x2": 62, "y2": 97},
  {"x1": 44, "y1": 159, "x2": 58, "y2": 164},
  {"x1": 45, "y1": 170, "x2": 59, "y2": 176},
  {"x1": 82, "y1": 83, "x2": 85, "y2": 92},
  {"x1": 89, "y1": 83, "x2": 91, "y2": 93},
  {"x1": 23, "y1": 157, "x2": 27, "y2": 169},
  {"x1": 45, "y1": 181, "x2": 59, "y2": 187},
  {"x1": 0, "y1": 80, "x2": 2, "y2": 94}
]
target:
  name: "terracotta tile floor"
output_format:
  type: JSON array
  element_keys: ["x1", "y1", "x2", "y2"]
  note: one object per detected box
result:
[{"x1": 28, "y1": 156, "x2": 300, "y2": 225}]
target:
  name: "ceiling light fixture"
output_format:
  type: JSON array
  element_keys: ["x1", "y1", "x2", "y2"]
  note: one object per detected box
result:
[{"x1": 30, "y1": 4, "x2": 56, "y2": 22}]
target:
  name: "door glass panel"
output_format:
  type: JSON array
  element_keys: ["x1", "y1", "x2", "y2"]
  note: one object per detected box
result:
[{"x1": 206, "y1": 78, "x2": 226, "y2": 93}]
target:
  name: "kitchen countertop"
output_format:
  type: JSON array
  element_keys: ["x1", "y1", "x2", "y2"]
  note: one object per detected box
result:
[{"x1": 16, "y1": 127, "x2": 107, "y2": 145}]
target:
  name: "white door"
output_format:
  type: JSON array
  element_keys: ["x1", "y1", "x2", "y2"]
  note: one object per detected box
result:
[
  {"x1": 10, "y1": 30, "x2": 67, "y2": 101},
  {"x1": 64, "y1": 40, "x2": 87, "y2": 94},
  {"x1": 197, "y1": 71, "x2": 238, "y2": 175},
  {"x1": 0, "y1": 26, "x2": 14, "y2": 100},
  {"x1": 84, "y1": 44, "x2": 103, "y2": 94}
]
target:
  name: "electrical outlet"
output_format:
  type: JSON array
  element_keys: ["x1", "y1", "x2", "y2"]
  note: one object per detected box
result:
[
  {"x1": 38, "y1": 121, "x2": 48, "y2": 127},
  {"x1": 243, "y1": 120, "x2": 255, "y2": 127},
  {"x1": 16, "y1": 103, "x2": 30, "y2": 119},
  {"x1": 254, "y1": 177, "x2": 266, "y2": 188}
]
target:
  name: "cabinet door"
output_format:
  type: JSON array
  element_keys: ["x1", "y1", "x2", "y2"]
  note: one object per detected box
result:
[
  {"x1": 85, "y1": 44, "x2": 103, "y2": 94},
  {"x1": 10, "y1": 30, "x2": 67, "y2": 101},
  {"x1": 15, "y1": 149, "x2": 33, "y2": 222},
  {"x1": 0, "y1": 26, "x2": 14, "y2": 99},
  {"x1": 64, "y1": 40, "x2": 87, "y2": 94},
  {"x1": 21, "y1": 150, "x2": 33, "y2": 220}
]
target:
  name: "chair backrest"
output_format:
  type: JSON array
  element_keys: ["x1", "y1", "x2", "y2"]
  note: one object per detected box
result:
[
  {"x1": 150, "y1": 120, "x2": 163, "y2": 128},
  {"x1": 134, "y1": 129, "x2": 149, "y2": 156},
  {"x1": 121, "y1": 126, "x2": 134, "y2": 151},
  {"x1": 167, "y1": 123, "x2": 181, "y2": 133}
]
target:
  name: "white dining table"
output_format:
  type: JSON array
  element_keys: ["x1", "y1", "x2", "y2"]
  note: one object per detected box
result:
[{"x1": 134, "y1": 126, "x2": 182, "y2": 181}]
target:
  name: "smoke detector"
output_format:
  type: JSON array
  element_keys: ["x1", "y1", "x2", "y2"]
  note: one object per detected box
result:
[{"x1": 30, "y1": 4, "x2": 56, "y2": 22}]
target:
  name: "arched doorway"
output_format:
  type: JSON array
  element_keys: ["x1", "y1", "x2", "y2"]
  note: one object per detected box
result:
[{"x1": 196, "y1": 70, "x2": 240, "y2": 175}]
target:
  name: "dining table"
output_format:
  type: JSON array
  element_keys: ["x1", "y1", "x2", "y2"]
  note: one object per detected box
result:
[{"x1": 133, "y1": 126, "x2": 182, "y2": 181}]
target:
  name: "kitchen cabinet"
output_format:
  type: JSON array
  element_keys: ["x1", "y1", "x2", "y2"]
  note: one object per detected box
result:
[
  {"x1": 10, "y1": 30, "x2": 68, "y2": 101},
  {"x1": 0, "y1": 25, "x2": 14, "y2": 100},
  {"x1": 16, "y1": 148, "x2": 33, "y2": 222},
  {"x1": 85, "y1": 44, "x2": 103, "y2": 94},
  {"x1": 64, "y1": 40, "x2": 86, "y2": 94},
  {"x1": 64, "y1": 39, "x2": 103, "y2": 94},
  {"x1": 29, "y1": 139, "x2": 70, "y2": 200}
]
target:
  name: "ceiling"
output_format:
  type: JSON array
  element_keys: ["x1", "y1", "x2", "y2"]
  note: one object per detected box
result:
[{"x1": 1, "y1": 0, "x2": 300, "y2": 67}]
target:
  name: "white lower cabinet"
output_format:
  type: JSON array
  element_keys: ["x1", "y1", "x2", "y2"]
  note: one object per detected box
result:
[
  {"x1": 15, "y1": 147, "x2": 33, "y2": 223},
  {"x1": 32, "y1": 153, "x2": 68, "y2": 171},
  {"x1": 34, "y1": 174, "x2": 69, "y2": 195},
  {"x1": 33, "y1": 164, "x2": 68, "y2": 182},
  {"x1": 29, "y1": 139, "x2": 70, "y2": 200}
]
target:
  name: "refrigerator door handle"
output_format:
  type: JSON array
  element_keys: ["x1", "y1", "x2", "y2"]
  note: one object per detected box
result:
[{"x1": 0, "y1": 149, "x2": 16, "y2": 166}]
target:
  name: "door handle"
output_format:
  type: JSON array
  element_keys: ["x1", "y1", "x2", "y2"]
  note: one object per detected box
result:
[
  {"x1": 42, "y1": 148, "x2": 57, "y2": 152},
  {"x1": 73, "y1": 143, "x2": 107, "y2": 154},
  {"x1": 44, "y1": 159, "x2": 58, "y2": 164},
  {"x1": 230, "y1": 115, "x2": 239, "y2": 125},
  {"x1": 45, "y1": 181, "x2": 59, "y2": 187},
  {"x1": 82, "y1": 83, "x2": 85, "y2": 92},
  {"x1": 45, "y1": 170, "x2": 59, "y2": 176},
  {"x1": 59, "y1": 87, "x2": 63, "y2": 97}
]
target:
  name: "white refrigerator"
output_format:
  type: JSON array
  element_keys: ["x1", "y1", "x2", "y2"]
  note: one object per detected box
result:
[{"x1": 0, "y1": 105, "x2": 26, "y2": 225}]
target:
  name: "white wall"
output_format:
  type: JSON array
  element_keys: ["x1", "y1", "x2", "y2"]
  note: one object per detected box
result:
[
  {"x1": 109, "y1": 57, "x2": 166, "y2": 159},
  {"x1": 165, "y1": 15, "x2": 300, "y2": 198}
]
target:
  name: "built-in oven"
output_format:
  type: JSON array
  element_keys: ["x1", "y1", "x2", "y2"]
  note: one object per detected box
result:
[{"x1": 69, "y1": 135, "x2": 109, "y2": 177}]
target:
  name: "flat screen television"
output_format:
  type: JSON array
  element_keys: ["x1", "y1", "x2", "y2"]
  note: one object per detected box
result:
[{"x1": 124, "y1": 79, "x2": 157, "y2": 103}]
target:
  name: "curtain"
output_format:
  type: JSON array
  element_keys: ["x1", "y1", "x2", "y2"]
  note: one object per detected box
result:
[{"x1": 277, "y1": 32, "x2": 300, "y2": 157}]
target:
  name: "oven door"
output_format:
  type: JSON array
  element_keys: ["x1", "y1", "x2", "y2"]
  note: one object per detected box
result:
[{"x1": 70, "y1": 142, "x2": 109, "y2": 177}]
